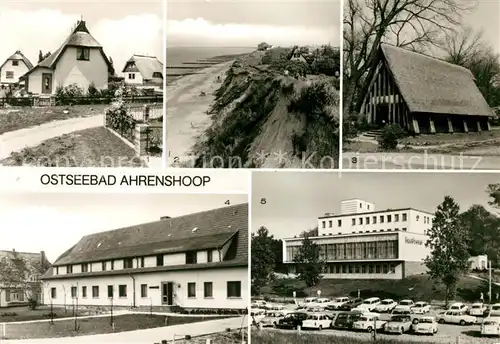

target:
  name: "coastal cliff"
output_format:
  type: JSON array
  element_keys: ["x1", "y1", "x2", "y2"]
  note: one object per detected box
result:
[{"x1": 191, "y1": 50, "x2": 340, "y2": 168}]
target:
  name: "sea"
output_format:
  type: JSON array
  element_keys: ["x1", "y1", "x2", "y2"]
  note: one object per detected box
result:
[{"x1": 166, "y1": 46, "x2": 255, "y2": 83}]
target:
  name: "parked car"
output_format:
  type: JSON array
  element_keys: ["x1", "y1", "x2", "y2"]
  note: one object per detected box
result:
[
  {"x1": 313, "y1": 298, "x2": 332, "y2": 307},
  {"x1": 384, "y1": 314, "x2": 413, "y2": 334},
  {"x1": 481, "y1": 317, "x2": 500, "y2": 337},
  {"x1": 470, "y1": 303, "x2": 488, "y2": 317},
  {"x1": 333, "y1": 311, "x2": 363, "y2": 330},
  {"x1": 253, "y1": 300, "x2": 267, "y2": 308},
  {"x1": 374, "y1": 299, "x2": 398, "y2": 313},
  {"x1": 391, "y1": 308, "x2": 412, "y2": 316},
  {"x1": 260, "y1": 311, "x2": 289, "y2": 327},
  {"x1": 411, "y1": 301, "x2": 431, "y2": 314},
  {"x1": 337, "y1": 298, "x2": 363, "y2": 311},
  {"x1": 277, "y1": 312, "x2": 309, "y2": 330},
  {"x1": 412, "y1": 316, "x2": 438, "y2": 335},
  {"x1": 305, "y1": 306, "x2": 325, "y2": 313},
  {"x1": 394, "y1": 299, "x2": 415, "y2": 312},
  {"x1": 490, "y1": 304, "x2": 500, "y2": 317},
  {"x1": 301, "y1": 313, "x2": 333, "y2": 330},
  {"x1": 436, "y1": 310, "x2": 476, "y2": 325},
  {"x1": 327, "y1": 297, "x2": 350, "y2": 309},
  {"x1": 353, "y1": 314, "x2": 386, "y2": 332},
  {"x1": 448, "y1": 302, "x2": 468, "y2": 313},
  {"x1": 354, "y1": 297, "x2": 381, "y2": 312},
  {"x1": 251, "y1": 309, "x2": 266, "y2": 324}
]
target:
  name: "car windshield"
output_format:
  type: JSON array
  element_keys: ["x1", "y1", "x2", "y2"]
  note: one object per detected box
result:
[
  {"x1": 307, "y1": 315, "x2": 319, "y2": 319},
  {"x1": 335, "y1": 298, "x2": 345, "y2": 302},
  {"x1": 363, "y1": 300, "x2": 372, "y2": 304},
  {"x1": 359, "y1": 317, "x2": 369, "y2": 321},
  {"x1": 391, "y1": 316, "x2": 406, "y2": 322},
  {"x1": 450, "y1": 305, "x2": 461, "y2": 309},
  {"x1": 472, "y1": 305, "x2": 482, "y2": 308},
  {"x1": 484, "y1": 321, "x2": 498, "y2": 325},
  {"x1": 382, "y1": 300, "x2": 392, "y2": 304},
  {"x1": 400, "y1": 301, "x2": 412, "y2": 305},
  {"x1": 337, "y1": 314, "x2": 348, "y2": 319},
  {"x1": 492, "y1": 306, "x2": 500, "y2": 310},
  {"x1": 419, "y1": 318, "x2": 433, "y2": 323}
]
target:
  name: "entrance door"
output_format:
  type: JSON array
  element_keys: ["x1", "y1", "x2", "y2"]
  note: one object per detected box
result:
[
  {"x1": 42, "y1": 73, "x2": 52, "y2": 94},
  {"x1": 161, "y1": 282, "x2": 174, "y2": 305}
]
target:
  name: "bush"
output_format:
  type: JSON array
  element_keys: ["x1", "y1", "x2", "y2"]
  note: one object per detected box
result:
[
  {"x1": 28, "y1": 297, "x2": 39, "y2": 310},
  {"x1": 87, "y1": 83, "x2": 99, "y2": 98},
  {"x1": 54, "y1": 84, "x2": 85, "y2": 105},
  {"x1": 378, "y1": 124, "x2": 406, "y2": 151},
  {"x1": 104, "y1": 98, "x2": 136, "y2": 143}
]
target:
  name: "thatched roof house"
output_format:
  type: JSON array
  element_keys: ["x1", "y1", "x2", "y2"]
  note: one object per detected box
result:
[{"x1": 360, "y1": 43, "x2": 493, "y2": 134}]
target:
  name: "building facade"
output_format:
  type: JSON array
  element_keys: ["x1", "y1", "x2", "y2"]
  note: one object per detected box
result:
[
  {"x1": 21, "y1": 20, "x2": 113, "y2": 95},
  {"x1": 468, "y1": 255, "x2": 488, "y2": 270},
  {"x1": 283, "y1": 199, "x2": 434, "y2": 280},
  {"x1": 122, "y1": 54, "x2": 163, "y2": 86},
  {"x1": 360, "y1": 43, "x2": 493, "y2": 134},
  {"x1": 41, "y1": 204, "x2": 248, "y2": 311},
  {"x1": 0, "y1": 51, "x2": 33, "y2": 85},
  {"x1": 0, "y1": 250, "x2": 50, "y2": 307}
]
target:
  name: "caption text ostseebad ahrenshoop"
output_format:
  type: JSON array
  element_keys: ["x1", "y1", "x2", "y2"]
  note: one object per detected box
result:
[{"x1": 39, "y1": 174, "x2": 212, "y2": 187}]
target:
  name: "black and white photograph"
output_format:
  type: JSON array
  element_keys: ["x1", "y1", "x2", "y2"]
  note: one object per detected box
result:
[
  {"x1": 342, "y1": 0, "x2": 500, "y2": 170},
  {"x1": 0, "y1": 192, "x2": 248, "y2": 343},
  {"x1": 251, "y1": 171, "x2": 500, "y2": 344},
  {"x1": 166, "y1": 0, "x2": 341, "y2": 169},
  {"x1": 0, "y1": 1, "x2": 164, "y2": 168}
]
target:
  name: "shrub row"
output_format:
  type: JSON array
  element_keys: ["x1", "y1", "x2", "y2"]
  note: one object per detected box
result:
[{"x1": 174, "y1": 307, "x2": 246, "y2": 315}]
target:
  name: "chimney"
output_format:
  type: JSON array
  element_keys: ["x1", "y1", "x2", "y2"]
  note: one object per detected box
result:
[
  {"x1": 160, "y1": 216, "x2": 171, "y2": 220},
  {"x1": 40, "y1": 251, "x2": 46, "y2": 265},
  {"x1": 12, "y1": 248, "x2": 15, "y2": 253}
]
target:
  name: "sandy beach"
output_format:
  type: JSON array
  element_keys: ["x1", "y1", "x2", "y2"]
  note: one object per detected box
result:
[{"x1": 165, "y1": 60, "x2": 235, "y2": 167}]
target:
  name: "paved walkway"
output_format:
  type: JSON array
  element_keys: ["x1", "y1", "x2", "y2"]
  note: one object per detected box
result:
[{"x1": 1, "y1": 316, "x2": 246, "y2": 344}]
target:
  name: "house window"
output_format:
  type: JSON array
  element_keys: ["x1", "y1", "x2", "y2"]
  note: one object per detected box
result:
[
  {"x1": 71, "y1": 286, "x2": 77, "y2": 298},
  {"x1": 5, "y1": 71, "x2": 14, "y2": 79},
  {"x1": 124, "y1": 258, "x2": 133, "y2": 269},
  {"x1": 141, "y1": 284, "x2": 147, "y2": 298},
  {"x1": 373, "y1": 216, "x2": 377, "y2": 224},
  {"x1": 156, "y1": 254, "x2": 164, "y2": 266},
  {"x1": 77, "y1": 47, "x2": 90, "y2": 61},
  {"x1": 92, "y1": 286, "x2": 99, "y2": 298},
  {"x1": 395, "y1": 214, "x2": 399, "y2": 222},
  {"x1": 329, "y1": 220, "x2": 332, "y2": 228},
  {"x1": 204, "y1": 282, "x2": 213, "y2": 298},
  {"x1": 366, "y1": 217, "x2": 370, "y2": 225},
  {"x1": 51, "y1": 288, "x2": 56, "y2": 299},
  {"x1": 82, "y1": 286, "x2": 87, "y2": 298},
  {"x1": 55, "y1": 266, "x2": 59, "y2": 275},
  {"x1": 338, "y1": 220, "x2": 342, "y2": 227},
  {"x1": 107, "y1": 285, "x2": 114, "y2": 298},
  {"x1": 402, "y1": 213, "x2": 407, "y2": 221},
  {"x1": 187, "y1": 282, "x2": 196, "y2": 298},
  {"x1": 351, "y1": 218, "x2": 355, "y2": 226},
  {"x1": 322, "y1": 221, "x2": 326, "y2": 228},
  {"x1": 380, "y1": 216, "x2": 384, "y2": 223},
  {"x1": 110, "y1": 261, "x2": 114, "y2": 270},
  {"x1": 186, "y1": 251, "x2": 197, "y2": 264},
  {"x1": 152, "y1": 72, "x2": 163, "y2": 78},
  {"x1": 12, "y1": 60, "x2": 19, "y2": 66},
  {"x1": 128, "y1": 73, "x2": 135, "y2": 79},
  {"x1": 387, "y1": 215, "x2": 392, "y2": 222},
  {"x1": 359, "y1": 218, "x2": 363, "y2": 225},
  {"x1": 81, "y1": 263, "x2": 88, "y2": 273},
  {"x1": 67, "y1": 265, "x2": 73, "y2": 273},
  {"x1": 227, "y1": 281, "x2": 241, "y2": 298},
  {"x1": 118, "y1": 285, "x2": 127, "y2": 297},
  {"x1": 102, "y1": 261, "x2": 106, "y2": 271},
  {"x1": 140, "y1": 257, "x2": 145, "y2": 268},
  {"x1": 207, "y1": 250, "x2": 213, "y2": 263}
]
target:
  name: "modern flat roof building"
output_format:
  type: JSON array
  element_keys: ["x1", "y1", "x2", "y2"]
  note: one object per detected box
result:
[
  {"x1": 41, "y1": 204, "x2": 248, "y2": 311},
  {"x1": 283, "y1": 199, "x2": 434, "y2": 280}
]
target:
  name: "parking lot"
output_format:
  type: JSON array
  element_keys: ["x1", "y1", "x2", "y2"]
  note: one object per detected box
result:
[{"x1": 253, "y1": 302, "x2": 500, "y2": 343}]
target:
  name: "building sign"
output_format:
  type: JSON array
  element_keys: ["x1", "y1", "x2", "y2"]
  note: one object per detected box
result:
[
  {"x1": 149, "y1": 286, "x2": 160, "y2": 289},
  {"x1": 405, "y1": 237, "x2": 423, "y2": 246}
]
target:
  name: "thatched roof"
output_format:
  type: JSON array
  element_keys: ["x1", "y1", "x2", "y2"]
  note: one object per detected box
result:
[
  {"x1": 45, "y1": 203, "x2": 248, "y2": 275},
  {"x1": 22, "y1": 20, "x2": 112, "y2": 78},
  {"x1": 122, "y1": 54, "x2": 163, "y2": 80},
  {"x1": 380, "y1": 43, "x2": 493, "y2": 117},
  {"x1": 1, "y1": 50, "x2": 34, "y2": 69}
]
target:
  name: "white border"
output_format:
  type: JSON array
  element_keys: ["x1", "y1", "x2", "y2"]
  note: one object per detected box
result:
[
  {"x1": 339, "y1": 0, "x2": 344, "y2": 170},
  {"x1": 247, "y1": 169, "x2": 252, "y2": 343},
  {"x1": 162, "y1": 0, "x2": 168, "y2": 169}
]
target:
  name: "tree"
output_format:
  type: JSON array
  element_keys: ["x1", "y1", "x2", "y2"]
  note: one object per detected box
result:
[
  {"x1": 251, "y1": 226, "x2": 276, "y2": 295},
  {"x1": 270, "y1": 238, "x2": 285, "y2": 273},
  {"x1": 293, "y1": 231, "x2": 324, "y2": 293},
  {"x1": 343, "y1": 0, "x2": 477, "y2": 113},
  {"x1": 425, "y1": 196, "x2": 470, "y2": 307},
  {"x1": 108, "y1": 56, "x2": 116, "y2": 76},
  {"x1": 38, "y1": 50, "x2": 44, "y2": 63},
  {"x1": 299, "y1": 46, "x2": 310, "y2": 55},
  {"x1": 257, "y1": 42, "x2": 270, "y2": 51},
  {"x1": 460, "y1": 205, "x2": 500, "y2": 267},
  {"x1": 0, "y1": 251, "x2": 50, "y2": 307},
  {"x1": 487, "y1": 184, "x2": 500, "y2": 209}
]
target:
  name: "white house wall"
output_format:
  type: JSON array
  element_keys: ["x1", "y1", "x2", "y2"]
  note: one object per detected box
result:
[
  {"x1": 27, "y1": 67, "x2": 52, "y2": 95},
  {"x1": 53, "y1": 47, "x2": 108, "y2": 93},
  {"x1": 0, "y1": 61, "x2": 30, "y2": 84},
  {"x1": 43, "y1": 267, "x2": 247, "y2": 309},
  {"x1": 123, "y1": 71, "x2": 143, "y2": 85},
  {"x1": 398, "y1": 232, "x2": 430, "y2": 261}
]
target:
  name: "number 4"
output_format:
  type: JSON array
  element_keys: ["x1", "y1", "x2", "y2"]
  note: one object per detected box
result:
[{"x1": 225, "y1": 200, "x2": 230, "y2": 205}]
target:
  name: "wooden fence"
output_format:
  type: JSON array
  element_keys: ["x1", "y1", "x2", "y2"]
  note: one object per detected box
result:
[{"x1": 0, "y1": 94, "x2": 163, "y2": 107}]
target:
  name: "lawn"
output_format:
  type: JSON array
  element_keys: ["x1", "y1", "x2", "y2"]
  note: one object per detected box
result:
[
  {"x1": 1, "y1": 126, "x2": 145, "y2": 167},
  {"x1": 0, "y1": 104, "x2": 108, "y2": 135},
  {"x1": 2, "y1": 314, "x2": 219, "y2": 339},
  {"x1": 0, "y1": 306, "x2": 91, "y2": 323},
  {"x1": 262, "y1": 275, "x2": 500, "y2": 304},
  {"x1": 251, "y1": 330, "x2": 426, "y2": 344}
]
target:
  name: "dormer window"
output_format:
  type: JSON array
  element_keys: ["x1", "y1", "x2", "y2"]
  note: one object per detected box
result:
[
  {"x1": 152, "y1": 72, "x2": 163, "y2": 79},
  {"x1": 67, "y1": 265, "x2": 73, "y2": 273},
  {"x1": 124, "y1": 258, "x2": 133, "y2": 269},
  {"x1": 156, "y1": 254, "x2": 164, "y2": 267},
  {"x1": 12, "y1": 60, "x2": 19, "y2": 66},
  {"x1": 77, "y1": 47, "x2": 90, "y2": 61},
  {"x1": 207, "y1": 250, "x2": 213, "y2": 263},
  {"x1": 81, "y1": 263, "x2": 89, "y2": 273},
  {"x1": 186, "y1": 251, "x2": 197, "y2": 264}
]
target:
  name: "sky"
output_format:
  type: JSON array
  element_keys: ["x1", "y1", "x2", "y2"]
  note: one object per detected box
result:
[
  {"x1": 0, "y1": 1, "x2": 162, "y2": 76},
  {"x1": 0, "y1": 193, "x2": 248, "y2": 262},
  {"x1": 462, "y1": 1, "x2": 500, "y2": 54},
  {"x1": 167, "y1": 0, "x2": 341, "y2": 48},
  {"x1": 252, "y1": 172, "x2": 500, "y2": 239}
]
